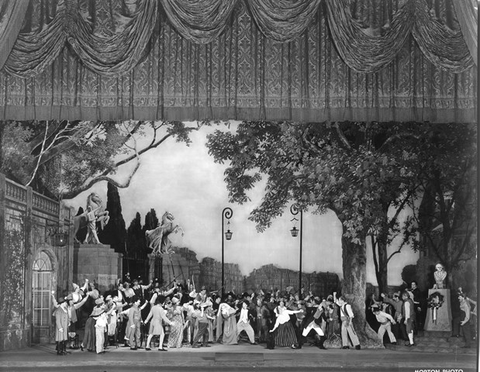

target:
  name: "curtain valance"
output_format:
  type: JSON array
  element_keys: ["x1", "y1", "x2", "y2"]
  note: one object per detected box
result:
[
  {"x1": 0, "y1": 0, "x2": 476, "y2": 77},
  {"x1": 161, "y1": 0, "x2": 237, "y2": 44},
  {"x1": 0, "y1": 0, "x2": 476, "y2": 123}
]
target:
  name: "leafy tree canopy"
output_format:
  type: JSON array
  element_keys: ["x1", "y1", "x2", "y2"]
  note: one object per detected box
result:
[
  {"x1": 207, "y1": 121, "x2": 426, "y2": 244},
  {"x1": 0, "y1": 120, "x2": 205, "y2": 199}
]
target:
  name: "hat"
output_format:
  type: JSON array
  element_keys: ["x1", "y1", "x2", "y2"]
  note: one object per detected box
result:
[
  {"x1": 91, "y1": 307, "x2": 105, "y2": 317},
  {"x1": 72, "y1": 283, "x2": 79, "y2": 291},
  {"x1": 105, "y1": 295, "x2": 112, "y2": 302},
  {"x1": 95, "y1": 297, "x2": 104, "y2": 305}
]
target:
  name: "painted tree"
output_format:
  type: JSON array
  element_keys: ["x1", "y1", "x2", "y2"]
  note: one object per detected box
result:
[
  {"x1": 125, "y1": 212, "x2": 148, "y2": 279},
  {"x1": 0, "y1": 120, "x2": 205, "y2": 200},
  {"x1": 98, "y1": 182, "x2": 127, "y2": 253},
  {"x1": 207, "y1": 121, "x2": 435, "y2": 345},
  {"x1": 408, "y1": 123, "x2": 477, "y2": 289}
]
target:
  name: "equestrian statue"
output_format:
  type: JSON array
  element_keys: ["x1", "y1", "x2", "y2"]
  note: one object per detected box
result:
[
  {"x1": 73, "y1": 192, "x2": 110, "y2": 244},
  {"x1": 145, "y1": 211, "x2": 184, "y2": 255}
]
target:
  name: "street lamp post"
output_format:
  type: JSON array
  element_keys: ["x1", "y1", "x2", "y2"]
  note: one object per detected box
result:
[
  {"x1": 222, "y1": 207, "x2": 233, "y2": 297},
  {"x1": 290, "y1": 204, "x2": 303, "y2": 297}
]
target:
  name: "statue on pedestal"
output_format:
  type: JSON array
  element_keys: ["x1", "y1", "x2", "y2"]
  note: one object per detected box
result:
[
  {"x1": 145, "y1": 211, "x2": 184, "y2": 255},
  {"x1": 424, "y1": 263, "x2": 452, "y2": 331},
  {"x1": 73, "y1": 192, "x2": 110, "y2": 244},
  {"x1": 433, "y1": 263, "x2": 447, "y2": 289}
]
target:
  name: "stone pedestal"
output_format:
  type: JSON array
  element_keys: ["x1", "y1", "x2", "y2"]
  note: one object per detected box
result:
[
  {"x1": 148, "y1": 254, "x2": 162, "y2": 282},
  {"x1": 73, "y1": 243, "x2": 122, "y2": 293},
  {"x1": 425, "y1": 289, "x2": 452, "y2": 332}
]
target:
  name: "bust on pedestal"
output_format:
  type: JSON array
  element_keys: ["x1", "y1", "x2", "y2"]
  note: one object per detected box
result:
[{"x1": 425, "y1": 263, "x2": 452, "y2": 331}]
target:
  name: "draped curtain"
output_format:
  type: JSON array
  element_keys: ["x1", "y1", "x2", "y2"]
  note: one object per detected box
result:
[{"x1": 0, "y1": 0, "x2": 476, "y2": 123}]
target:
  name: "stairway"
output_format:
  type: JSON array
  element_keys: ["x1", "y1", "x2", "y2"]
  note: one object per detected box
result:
[{"x1": 385, "y1": 330, "x2": 477, "y2": 355}]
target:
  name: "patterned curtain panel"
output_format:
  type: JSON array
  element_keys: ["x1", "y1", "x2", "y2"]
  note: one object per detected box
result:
[{"x1": 0, "y1": 0, "x2": 476, "y2": 123}]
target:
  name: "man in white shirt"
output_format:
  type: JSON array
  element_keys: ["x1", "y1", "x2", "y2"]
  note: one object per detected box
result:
[
  {"x1": 333, "y1": 292, "x2": 361, "y2": 350},
  {"x1": 371, "y1": 304, "x2": 397, "y2": 345},
  {"x1": 237, "y1": 301, "x2": 257, "y2": 345}
]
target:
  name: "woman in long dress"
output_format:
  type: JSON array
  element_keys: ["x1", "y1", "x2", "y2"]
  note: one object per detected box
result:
[
  {"x1": 166, "y1": 297, "x2": 185, "y2": 348},
  {"x1": 81, "y1": 298, "x2": 104, "y2": 351},
  {"x1": 218, "y1": 302, "x2": 238, "y2": 345},
  {"x1": 270, "y1": 299, "x2": 302, "y2": 347}
]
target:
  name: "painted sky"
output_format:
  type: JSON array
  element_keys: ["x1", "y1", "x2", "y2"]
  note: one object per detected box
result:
[{"x1": 65, "y1": 123, "x2": 418, "y2": 285}]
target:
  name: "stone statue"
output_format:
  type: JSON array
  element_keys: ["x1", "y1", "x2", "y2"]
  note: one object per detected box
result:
[
  {"x1": 433, "y1": 263, "x2": 447, "y2": 289},
  {"x1": 145, "y1": 211, "x2": 184, "y2": 255},
  {"x1": 73, "y1": 192, "x2": 110, "y2": 244}
]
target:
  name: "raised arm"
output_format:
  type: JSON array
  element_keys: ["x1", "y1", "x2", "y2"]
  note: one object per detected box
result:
[
  {"x1": 140, "y1": 301, "x2": 149, "y2": 311},
  {"x1": 51, "y1": 292, "x2": 60, "y2": 309},
  {"x1": 73, "y1": 293, "x2": 90, "y2": 310},
  {"x1": 150, "y1": 292, "x2": 158, "y2": 305}
]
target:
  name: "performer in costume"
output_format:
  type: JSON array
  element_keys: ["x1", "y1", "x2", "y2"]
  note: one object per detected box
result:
[
  {"x1": 333, "y1": 292, "x2": 361, "y2": 350},
  {"x1": 52, "y1": 295, "x2": 69, "y2": 355},
  {"x1": 144, "y1": 293, "x2": 175, "y2": 351},
  {"x1": 402, "y1": 291, "x2": 416, "y2": 346},
  {"x1": 371, "y1": 304, "x2": 397, "y2": 345},
  {"x1": 166, "y1": 296, "x2": 185, "y2": 349}
]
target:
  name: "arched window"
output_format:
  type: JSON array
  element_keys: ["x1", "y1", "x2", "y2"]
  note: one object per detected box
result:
[{"x1": 32, "y1": 252, "x2": 53, "y2": 327}]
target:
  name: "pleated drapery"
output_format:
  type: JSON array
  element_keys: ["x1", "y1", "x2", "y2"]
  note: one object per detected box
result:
[
  {"x1": 0, "y1": 1, "x2": 30, "y2": 73},
  {"x1": 0, "y1": 0, "x2": 476, "y2": 123},
  {"x1": 162, "y1": 0, "x2": 237, "y2": 44},
  {"x1": 452, "y1": 0, "x2": 478, "y2": 66}
]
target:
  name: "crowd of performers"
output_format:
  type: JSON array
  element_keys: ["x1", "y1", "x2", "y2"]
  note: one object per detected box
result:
[
  {"x1": 51, "y1": 277, "x2": 476, "y2": 356},
  {"x1": 365, "y1": 281, "x2": 476, "y2": 349}
]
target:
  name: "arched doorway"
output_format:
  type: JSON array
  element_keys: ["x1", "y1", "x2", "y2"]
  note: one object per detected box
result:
[{"x1": 32, "y1": 251, "x2": 55, "y2": 344}]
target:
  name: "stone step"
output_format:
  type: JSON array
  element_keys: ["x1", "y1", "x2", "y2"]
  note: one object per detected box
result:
[
  {"x1": 412, "y1": 336, "x2": 474, "y2": 348},
  {"x1": 385, "y1": 343, "x2": 476, "y2": 354},
  {"x1": 422, "y1": 330, "x2": 451, "y2": 338}
]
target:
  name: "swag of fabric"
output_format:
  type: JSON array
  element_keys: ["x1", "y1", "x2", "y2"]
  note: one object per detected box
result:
[{"x1": 0, "y1": 0, "x2": 476, "y2": 78}]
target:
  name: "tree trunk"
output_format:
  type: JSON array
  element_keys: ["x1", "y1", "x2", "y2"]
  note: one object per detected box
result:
[
  {"x1": 341, "y1": 232, "x2": 383, "y2": 348},
  {"x1": 376, "y1": 240, "x2": 389, "y2": 294}
]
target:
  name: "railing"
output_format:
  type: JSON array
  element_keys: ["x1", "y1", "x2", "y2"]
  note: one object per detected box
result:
[
  {"x1": 5, "y1": 179, "x2": 27, "y2": 202},
  {"x1": 32, "y1": 193, "x2": 59, "y2": 217},
  {"x1": 5, "y1": 178, "x2": 60, "y2": 217}
]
